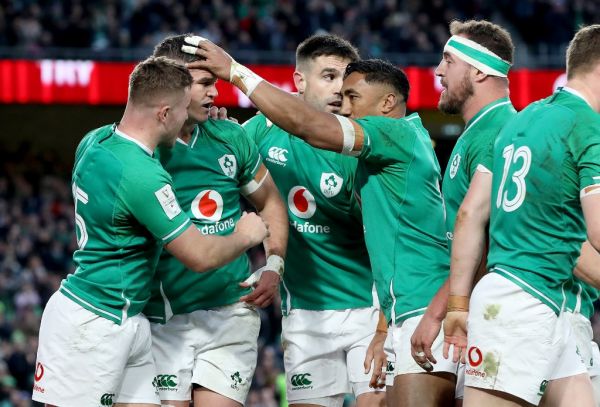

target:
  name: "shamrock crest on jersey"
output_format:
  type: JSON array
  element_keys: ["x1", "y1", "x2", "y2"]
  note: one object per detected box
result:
[
  {"x1": 320, "y1": 172, "x2": 343, "y2": 198},
  {"x1": 218, "y1": 154, "x2": 237, "y2": 178},
  {"x1": 449, "y1": 153, "x2": 461, "y2": 179}
]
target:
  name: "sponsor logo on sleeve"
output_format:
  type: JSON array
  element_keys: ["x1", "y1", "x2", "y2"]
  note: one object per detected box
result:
[{"x1": 154, "y1": 184, "x2": 182, "y2": 220}]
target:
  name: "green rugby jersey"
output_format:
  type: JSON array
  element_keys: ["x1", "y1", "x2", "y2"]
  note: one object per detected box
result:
[
  {"x1": 442, "y1": 97, "x2": 516, "y2": 249},
  {"x1": 60, "y1": 125, "x2": 192, "y2": 325},
  {"x1": 354, "y1": 114, "x2": 449, "y2": 324},
  {"x1": 489, "y1": 88, "x2": 600, "y2": 314},
  {"x1": 144, "y1": 119, "x2": 262, "y2": 322},
  {"x1": 243, "y1": 114, "x2": 373, "y2": 314}
]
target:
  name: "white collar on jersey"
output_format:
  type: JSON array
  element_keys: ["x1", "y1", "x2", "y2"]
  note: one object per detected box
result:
[
  {"x1": 114, "y1": 126, "x2": 154, "y2": 156},
  {"x1": 562, "y1": 86, "x2": 593, "y2": 108}
]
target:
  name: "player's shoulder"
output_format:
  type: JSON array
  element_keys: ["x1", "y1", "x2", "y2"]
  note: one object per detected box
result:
[{"x1": 200, "y1": 117, "x2": 247, "y2": 141}]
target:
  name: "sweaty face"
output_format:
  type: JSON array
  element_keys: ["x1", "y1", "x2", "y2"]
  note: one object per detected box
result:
[
  {"x1": 187, "y1": 68, "x2": 218, "y2": 124},
  {"x1": 339, "y1": 72, "x2": 389, "y2": 119},
  {"x1": 435, "y1": 51, "x2": 474, "y2": 115},
  {"x1": 300, "y1": 55, "x2": 351, "y2": 113}
]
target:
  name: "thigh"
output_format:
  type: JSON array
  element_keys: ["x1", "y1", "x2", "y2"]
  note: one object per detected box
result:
[
  {"x1": 192, "y1": 304, "x2": 261, "y2": 405},
  {"x1": 116, "y1": 316, "x2": 161, "y2": 405},
  {"x1": 345, "y1": 307, "x2": 388, "y2": 397},
  {"x1": 150, "y1": 315, "x2": 196, "y2": 402},
  {"x1": 392, "y1": 372, "x2": 456, "y2": 407},
  {"x1": 33, "y1": 292, "x2": 134, "y2": 406},
  {"x1": 282, "y1": 309, "x2": 350, "y2": 402},
  {"x1": 465, "y1": 273, "x2": 562, "y2": 406}
]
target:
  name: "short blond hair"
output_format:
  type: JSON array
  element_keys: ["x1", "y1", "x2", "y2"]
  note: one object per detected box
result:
[
  {"x1": 128, "y1": 56, "x2": 192, "y2": 104},
  {"x1": 567, "y1": 25, "x2": 600, "y2": 79}
]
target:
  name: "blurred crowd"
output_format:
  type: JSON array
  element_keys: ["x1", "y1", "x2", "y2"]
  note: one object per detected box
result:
[{"x1": 1, "y1": 0, "x2": 599, "y2": 61}]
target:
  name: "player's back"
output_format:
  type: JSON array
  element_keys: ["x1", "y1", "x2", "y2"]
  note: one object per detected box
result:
[
  {"x1": 489, "y1": 88, "x2": 600, "y2": 313},
  {"x1": 62, "y1": 125, "x2": 183, "y2": 324}
]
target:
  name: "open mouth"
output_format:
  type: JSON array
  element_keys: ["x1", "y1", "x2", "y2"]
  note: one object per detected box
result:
[
  {"x1": 328, "y1": 100, "x2": 342, "y2": 108},
  {"x1": 201, "y1": 102, "x2": 213, "y2": 110}
]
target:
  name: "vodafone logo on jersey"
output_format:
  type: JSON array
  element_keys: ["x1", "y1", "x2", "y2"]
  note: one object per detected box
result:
[
  {"x1": 288, "y1": 186, "x2": 316, "y2": 219},
  {"x1": 191, "y1": 190, "x2": 223, "y2": 222}
]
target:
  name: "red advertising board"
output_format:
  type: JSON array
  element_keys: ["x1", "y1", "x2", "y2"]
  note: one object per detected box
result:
[{"x1": 0, "y1": 59, "x2": 567, "y2": 110}]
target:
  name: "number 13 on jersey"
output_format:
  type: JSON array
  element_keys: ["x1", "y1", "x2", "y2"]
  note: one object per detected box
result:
[{"x1": 496, "y1": 144, "x2": 532, "y2": 212}]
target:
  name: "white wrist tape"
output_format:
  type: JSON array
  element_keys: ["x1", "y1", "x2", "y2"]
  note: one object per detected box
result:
[
  {"x1": 242, "y1": 254, "x2": 285, "y2": 286},
  {"x1": 230, "y1": 61, "x2": 264, "y2": 97}
]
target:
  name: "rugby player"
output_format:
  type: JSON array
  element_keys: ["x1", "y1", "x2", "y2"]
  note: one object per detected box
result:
[
  {"x1": 242, "y1": 34, "x2": 388, "y2": 407},
  {"x1": 32, "y1": 56, "x2": 269, "y2": 407},
  {"x1": 182, "y1": 39, "x2": 456, "y2": 406},
  {"x1": 140, "y1": 35, "x2": 288, "y2": 407},
  {"x1": 408, "y1": 20, "x2": 517, "y2": 404},
  {"x1": 444, "y1": 25, "x2": 600, "y2": 407}
]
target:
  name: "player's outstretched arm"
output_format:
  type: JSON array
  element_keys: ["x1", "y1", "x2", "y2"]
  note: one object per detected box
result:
[
  {"x1": 239, "y1": 165, "x2": 289, "y2": 307},
  {"x1": 165, "y1": 211, "x2": 269, "y2": 273},
  {"x1": 182, "y1": 36, "x2": 365, "y2": 154},
  {"x1": 444, "y1": 170, "x2": 492, "y2": 363}
]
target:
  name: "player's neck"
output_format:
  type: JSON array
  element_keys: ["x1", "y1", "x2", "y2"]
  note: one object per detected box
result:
[
  {"x1": 461, "y1": 87, "x2": 509, "y2": 124},
  {"x1": 179, "y1": 122, "x2": 197, "y2": 144},
  {"x1": 117, "y1": 111, "x2": 159, "y2": 152},
  {"x1": 565, "y1": 78, "x2": 600, "y2": 113}
]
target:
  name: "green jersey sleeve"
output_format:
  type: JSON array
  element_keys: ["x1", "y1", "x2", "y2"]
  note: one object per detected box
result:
[
  {"x1": 569, "y1": 115, "x2": 600, "y2": 195},
  {"x1": 120, "y1": 166, "x2": 191, "y2": 244},
  {"x1": 235, "y1": 126, "x2": 263, "y2": 193},
  {"x1": 466, "y1": 130, "x2": 494, "y2": 177},
  {"x1": 242, "y1": 113, "x2": 270, "y2": 146},
  {"x1": 356, "y1": 116, "x2": 415, "y2": 165}
]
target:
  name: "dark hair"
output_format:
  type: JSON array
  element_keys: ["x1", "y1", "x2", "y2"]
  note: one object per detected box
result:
[
  {"x1": 567, "y1": 25, "x2": 600, "y2": 79},
  {"x1": 344, "y1": 59, "x2": 410, "y2": 103},
  {"x1": 296, "y1": 34, "x2": 359, "y2": 67},
  {"x1": 450, "y1": 20, "x2": 514, "y2": 64},
  {"x1": 153, "y1": 34, "x2": 202, "y2": 63},
  {"x1": 128, "y1": 56, "x2": 192, "y2": 104}
]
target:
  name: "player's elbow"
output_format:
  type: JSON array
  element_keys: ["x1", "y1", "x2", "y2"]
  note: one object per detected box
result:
[
  {"x1": 588, "y1": 233, "x2": 600, "y2": 253},
  {"x1": 455, "y1": 205, "x2": 487, "y2": 229}
]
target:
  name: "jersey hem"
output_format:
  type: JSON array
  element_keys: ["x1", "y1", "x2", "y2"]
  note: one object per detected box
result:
[
  {"x1": 491, "y1": 267, "x2": 561, "y2": 315},
  {"x1": 59, "y1": 286, "x2": 122, "y2": 325}
]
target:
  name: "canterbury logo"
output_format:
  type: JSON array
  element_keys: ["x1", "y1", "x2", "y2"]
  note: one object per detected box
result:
[
  {"x1": 153, "y1": 374, "x2": 177, "y2": 388},
  {"x1": 100, "y1": 393, "x2": 115, "y2": 406},
  {"x1": 290, "y1": 373, "x2": 312, "y2": 386},
  {"x1": 268, "y1": 147, "x2": 288, "y2": 162}
]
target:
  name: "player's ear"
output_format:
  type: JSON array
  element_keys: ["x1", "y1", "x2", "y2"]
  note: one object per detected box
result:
[
  {"x1": 472, "y1": 67, "x2": 488, "y2": 83},
  {"x1": 381, "y1": 93, "x2": 397, "y2": 114},
  {"x1": 293, "y1": 70, "x2": 306, "y2": 95},
  {"x1": 157, "y1": 105, "x2": 170, "y2": 123}
]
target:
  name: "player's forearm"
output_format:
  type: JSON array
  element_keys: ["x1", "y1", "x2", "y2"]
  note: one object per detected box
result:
[
  {"x1": 258, "y1": 193, "x2": 288, "y2": 259},
  {"x1": 247, "y1": 81, "x2": 343, "y2": 151},
  {"x1": 449, "y1": 209, "x2": 488, "y2": 296},
  {"x1": 167, "y1": 227, "x2": 255, "y2": 273},
  {"x1": 574, "y1": 241, "x2": 600, "y2": 289},
  {"x1": 424, "y1": 279, "x2": 449, "y2": 321}
]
